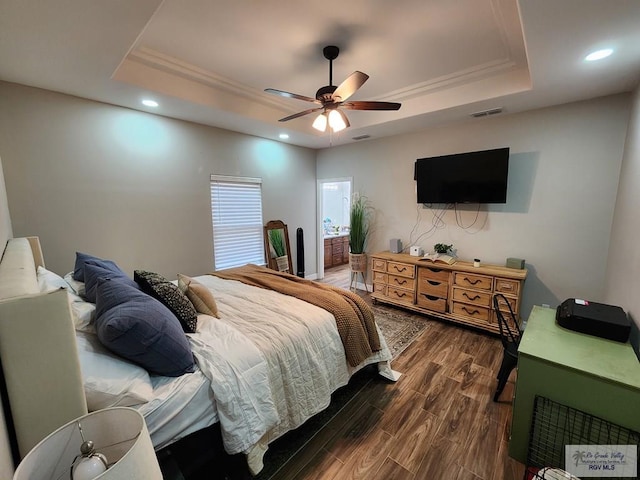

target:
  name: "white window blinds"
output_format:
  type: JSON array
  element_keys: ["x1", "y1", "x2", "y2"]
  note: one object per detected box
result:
[{"x1": 210, "y1": 175, "x2": 265, "y2": 270}]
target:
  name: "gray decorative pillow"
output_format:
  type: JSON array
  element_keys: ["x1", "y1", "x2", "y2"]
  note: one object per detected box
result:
[
  {"x1": 84, "y1": 261, "x2": 138, "y2": 303},
  {"x1": 134, "y1": 270, "x2": 198, "y2": 333},
  {"x1": 95, "y1": 278, "x2": 195, "y2": 377},
  {"x1": 74, "y1": 252, "x2": 121, "y2": 282}
]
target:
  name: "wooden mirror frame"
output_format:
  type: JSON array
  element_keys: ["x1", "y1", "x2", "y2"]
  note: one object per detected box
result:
[{"x1": 264, "y1": 220, "x2": 293, "y2": 274}]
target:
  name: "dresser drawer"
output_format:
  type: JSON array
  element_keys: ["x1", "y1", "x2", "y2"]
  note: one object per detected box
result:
[
  {"x1": 387, "y1": 286, "x2": 414, "y2": 304},
  {"x1": 417, "y1": 277, "x2": 448, "y2": 298},
  {"x1": 387, "y1": 262, "x2": 415, "y2": 278},
  {"x1": 452, "y1": 287, "x2": 492, "y2": 307},
  {"x1": 372, "y1": 258, "x2": 387, "y2": 272},
  {"x1": 493, "y1": 294, "x2": 518, "y2": 313},
  {"x1": 454, "y1": 272, "x2": 493, "y2": 291},
  {"x1": 388, "y1": 274, "x2": 414, "y2": 290},
  {"x1": 416, "y1": 293, "x2": 447, "y2": 313},
  {"x1": 372, "y1": 271, "x2": 388, "y2": 283},
  {"x1": 495, "y1": 278, "x2": 520, "y2": 296},
  {"x1": 418, "y1": 266, "x2": 450, "y2": 282},
  {"x1": 373, "y1": 283, "x2": 387, "y2": 296},
  {"x1": 452, "y1": 302, "x2": 491, "y2": 322}
]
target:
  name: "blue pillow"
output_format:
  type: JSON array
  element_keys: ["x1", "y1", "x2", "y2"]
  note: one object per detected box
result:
[
  {"x1": 73, "y1": 252, "x2": 121, "y2": 282},
  {"x1": 95, "y1": 278, "x2": 195, "y2": 377},
  {"x1": 84, "y1": 261, "x2": 138, "y2": 303}
]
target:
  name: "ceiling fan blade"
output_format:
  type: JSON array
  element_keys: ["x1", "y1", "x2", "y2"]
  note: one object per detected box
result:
[
  {"x1": 278, "y1": 107, "x2": 323, "y2": 122},
  {"x1": 341, "y1": 100, "x2": 401, "y2": 111},
  {"x1": 265, "y1": 88, "x2": 320, "y2": 104},
  {"x1": 332, "y1": 71, "x2": 369, "y2": 102},
  {"x1": 341, "y1": 110, "x2": 350, "y2": 128}
]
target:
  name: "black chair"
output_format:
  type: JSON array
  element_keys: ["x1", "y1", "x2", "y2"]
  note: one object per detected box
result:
[{"x1": 493, "y1": 293, "x2": 522, "y2": 402}]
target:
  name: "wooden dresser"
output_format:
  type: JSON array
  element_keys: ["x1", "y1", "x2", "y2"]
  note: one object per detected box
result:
[{"x1": 371, "y1": 251, "x2": 527, "y2": 334}]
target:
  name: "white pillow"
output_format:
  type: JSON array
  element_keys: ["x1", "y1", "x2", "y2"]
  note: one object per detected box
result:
[
  {"x1": 76, "y1": 332, "x2": 154, "y2": 410},
  {"x1": 37, "y1": 266, "x2": 96, "y2": 332},
  {"x1": 37, "y1": 265, "x2": 70, "y2": 292},
  {"x1": 71, "y1": 301, "x2": 97, "y2": 334},
  {"x1": 64, "y1": 271, "x2": 86, "y2": 297}
]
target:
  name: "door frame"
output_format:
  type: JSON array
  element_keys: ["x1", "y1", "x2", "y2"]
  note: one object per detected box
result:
[{"x1": 316, "y1": 177, "x2": 353, "y2": 279}]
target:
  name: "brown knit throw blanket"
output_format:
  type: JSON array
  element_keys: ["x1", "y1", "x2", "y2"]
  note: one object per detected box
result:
[{"x1": 210, "y1": 264, "x2": 381, "y2": 367}]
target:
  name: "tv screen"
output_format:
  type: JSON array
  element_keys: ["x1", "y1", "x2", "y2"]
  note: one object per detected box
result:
[{"x1": 415, "y1": 147, "x2": 510, "y2": 204}]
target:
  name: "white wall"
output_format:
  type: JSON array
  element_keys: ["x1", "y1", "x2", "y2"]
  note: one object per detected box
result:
[
  {"x1": 605, "y1": 84, "x2": 640, "y2": 327},
  {"x1": 0, "y1": 82, "x2": 318, "y2": 278},
  {"x1": 317, "y1": 95, "x2": 630, "y2": 318},
  {"x1": 0, "y1": 80, "x2": 633, "y2": 321}
]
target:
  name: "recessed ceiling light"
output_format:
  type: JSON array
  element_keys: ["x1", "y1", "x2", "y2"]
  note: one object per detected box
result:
[
  {"x1": 585, "y1": 48, "x2": 613, "y2": 62},
  {"x1": 142, "y1": 99, "x2": 159, "y2": 107},
  {"x1": 279, "y1": 133, "x2": 289, "y2": 140}
]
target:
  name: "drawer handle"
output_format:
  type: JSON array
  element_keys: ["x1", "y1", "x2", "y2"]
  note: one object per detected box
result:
[
  {"x1": 422, "y1": 294, "x2": 439, "y2": 301},
  {"x1": 463, "y1": 292, "x2": 480, "y2": 301},
  {"x1": 427, "y1": 280, "x2": 440, "y2": 286},
  {"x1": 428, "y1": 267, "x2": 444, "y2": 273},
  {"x1": 463, "y1": 277, "x2": 481, "y2": 286},
  {"x1": 394, "y1": 266, "x2": 408, "y2": 273},
  {"x1": 501, "y1": 284, "x2": 513, "y2": 291},
  {"x1": 462, "y1": 306, "x2": 480, "y2": 315},
  {"x1": 394, "y1": 278, "x2": 408, "y2": 285},
  {"x1": 396, "y1": 291, "x2": 408, "y2": 298}
]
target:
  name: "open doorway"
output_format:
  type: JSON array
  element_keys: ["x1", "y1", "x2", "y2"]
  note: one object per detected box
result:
[{"x1": 317, "y1": 178, "x2": 352, "y2": 280}]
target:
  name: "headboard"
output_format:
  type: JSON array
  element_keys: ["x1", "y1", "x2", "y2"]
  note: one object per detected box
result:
[{"x1": 0, "y1": 236, "x2": 87, "y2": 475}]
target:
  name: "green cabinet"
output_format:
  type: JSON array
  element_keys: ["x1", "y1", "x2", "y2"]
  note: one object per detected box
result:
[{"x1": 509, "y1": 306, "x2": 640, "y2": 462}]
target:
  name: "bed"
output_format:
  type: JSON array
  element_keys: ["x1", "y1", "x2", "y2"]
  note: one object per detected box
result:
[{"x1": 0, "y1": 236, "x2": 398, "y2": 478}]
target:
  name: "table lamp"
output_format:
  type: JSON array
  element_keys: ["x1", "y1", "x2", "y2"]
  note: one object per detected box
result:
[{"x1": 13, "y1": 407, "x2": 162, "y2": 480}]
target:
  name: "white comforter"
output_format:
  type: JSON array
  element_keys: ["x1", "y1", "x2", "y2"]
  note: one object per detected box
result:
[{"x1": 190, "y1": 275, "x2": 392, "y2": 472}]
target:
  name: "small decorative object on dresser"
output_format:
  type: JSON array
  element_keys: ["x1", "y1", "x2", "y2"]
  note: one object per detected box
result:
[
  {"x1": 371, "y1": 251, "x2": 527, "y2": 334},
  {"x1": 433, "y1": 243, "x2": 453, "y2": 254}
]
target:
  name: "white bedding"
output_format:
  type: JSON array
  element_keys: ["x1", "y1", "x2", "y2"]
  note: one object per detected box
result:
[
  {"x1": 72, "y1": 271, "x2": 393, "y2": 474},
  {"x1": 197, "y1": 275, "x2": 389, "y2": 420},
  {"x1": 137, "y1": 367, "x2": 216, "y2": 450}
]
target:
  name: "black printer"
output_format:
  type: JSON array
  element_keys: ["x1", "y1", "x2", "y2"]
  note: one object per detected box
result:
[{"x1": 556, "y1": 298, "x2": 630, "y2": 343}]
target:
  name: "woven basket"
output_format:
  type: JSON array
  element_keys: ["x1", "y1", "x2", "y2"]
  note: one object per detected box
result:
[
  {"x1": 349, "y1": 253, "x2": 367, "y2": 272},
  {"x1": 275, "y1": 255, "x2": 289, "y2": 272}
]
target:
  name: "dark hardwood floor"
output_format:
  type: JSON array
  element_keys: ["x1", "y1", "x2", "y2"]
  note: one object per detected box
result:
[{"x1": 274, "y1": 264, "x2": 525, "y2": 480}]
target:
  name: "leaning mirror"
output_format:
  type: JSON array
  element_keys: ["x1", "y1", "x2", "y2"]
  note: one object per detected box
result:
[{"x1": 264, "y1": 220, "x2": 293, "y2": 274}]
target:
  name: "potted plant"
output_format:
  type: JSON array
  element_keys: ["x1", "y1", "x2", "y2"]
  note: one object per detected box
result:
[
  {"x1": 268, "y1": 229, "x2": 289, "y2": 272},
  {"x1": 433, "y1": 243, "x2": 453, "y2": 255},
  {"x1": 349, "y1": 193, "x2": 371, "y2": 274}
]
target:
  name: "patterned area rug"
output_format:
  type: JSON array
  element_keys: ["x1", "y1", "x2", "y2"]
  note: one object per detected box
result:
[
  {"x1": 372, "y1": 301, "x2": 430, "y2": 359},
  {"x1": 254, "y1": 299, "x2": 430, "y2": 479}
]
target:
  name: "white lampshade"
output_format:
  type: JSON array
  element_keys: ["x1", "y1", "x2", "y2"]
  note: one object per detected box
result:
[
  {"x1": 13, "y1": 407, "x2": 162, "y2": 480},
  {"x1": 312, "y1": 112, "x2": 328, "y2": 132},
  {"x1": 328, "y1": 109, "x2": 348, "y2": 132}
]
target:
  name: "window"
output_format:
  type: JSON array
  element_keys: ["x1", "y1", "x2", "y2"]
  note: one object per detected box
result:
[{"x1": 210, "y1": 175, "x2": 265, "y2": 270}]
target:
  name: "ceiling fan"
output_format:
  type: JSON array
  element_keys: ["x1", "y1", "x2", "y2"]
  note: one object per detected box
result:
[{"x1": 265, "y1": 45, "x2": 401, "y2": 133}]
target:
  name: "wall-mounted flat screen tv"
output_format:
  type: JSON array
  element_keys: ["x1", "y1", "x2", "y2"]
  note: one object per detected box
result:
[{"x1": 415, "y1": 147, "x2": 510, "y2": 204}]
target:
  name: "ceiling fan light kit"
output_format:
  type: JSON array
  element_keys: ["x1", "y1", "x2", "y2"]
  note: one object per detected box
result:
[
  {"x1": 312, "y1": 112, "x2": 327, "y2": 131},
  {"x1": 265, "y1": 45, "x2": 401, "y2": 133}
]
